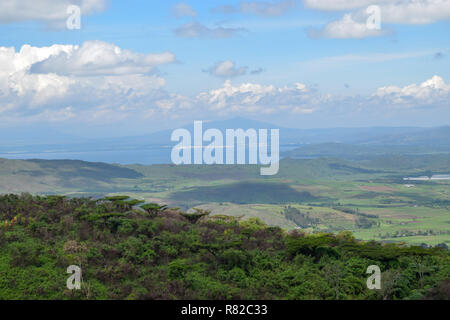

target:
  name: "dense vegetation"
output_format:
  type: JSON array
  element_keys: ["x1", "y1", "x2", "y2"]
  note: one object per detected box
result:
[
  {"x1": 0, "y1": 194, "x2": 448, "y2": 300},
  {"x1": 1, "y1": 156, "x2": 448, "y2": 247}
]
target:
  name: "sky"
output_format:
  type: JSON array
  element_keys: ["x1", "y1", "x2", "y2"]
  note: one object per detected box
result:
[{"x1": 0, "y1": 0, "x2": 449, "y2": 138}]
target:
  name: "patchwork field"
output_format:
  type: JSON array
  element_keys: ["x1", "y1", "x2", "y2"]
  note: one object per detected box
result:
[
  {"x1": 0, "y1": 156, "x2": 449, "y2": 246},
  {"x1": 108, "y1": 164, "x2": 450, "y2": 246}
]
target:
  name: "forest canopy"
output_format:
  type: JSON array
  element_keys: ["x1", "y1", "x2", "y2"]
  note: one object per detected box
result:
[{"x1": 0, "y1": 194, "x2": 448, "y2": 300}]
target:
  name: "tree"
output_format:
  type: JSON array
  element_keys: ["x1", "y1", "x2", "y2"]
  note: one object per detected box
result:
[
  {"x1": 140, "y1": 203, "x2": 168, "y2": 216},
  {"x1": 381, "y1": 270, "x2": 401, "y2": 300},
  {"x1": 181, "y1": 208, "x2": 210, "y2": 224}
]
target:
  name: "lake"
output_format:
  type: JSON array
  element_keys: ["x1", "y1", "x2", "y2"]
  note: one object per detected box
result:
[{"x1": 0, "y1": 145, "x2": 298, "y2": 165}]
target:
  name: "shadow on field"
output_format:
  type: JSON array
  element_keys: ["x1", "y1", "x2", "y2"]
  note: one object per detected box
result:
[{"x1": 169, "y1": 181, "x2": 319, "y2": 204}]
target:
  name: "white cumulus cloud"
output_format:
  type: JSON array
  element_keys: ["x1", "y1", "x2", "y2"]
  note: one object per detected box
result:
[
  {"x1": 30, "y1": 41, "x2": 175, "y2": 76},
  {"x1": 309, "y1": 13, "x2": 386, "y2": 39},
  {"x1": 374, "y1": 75, "x2": 450, "y2": 107},
  {"x1": 196, "y1": 80, "x2": 321, "y2": 114},
  {"x1": 0, "y1": 42, "x2": 180, "y2": 123}
]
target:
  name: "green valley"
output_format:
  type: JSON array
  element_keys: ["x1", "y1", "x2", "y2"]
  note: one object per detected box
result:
[{"x1": 1, "y1": 154, "x2": 449, "y2": 247}]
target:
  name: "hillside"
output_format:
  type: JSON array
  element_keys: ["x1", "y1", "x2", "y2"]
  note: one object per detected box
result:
[
  {"x1": 0, "y1": 157, "x2": 390, "y2": 195},
  {"x1": 0, "y1": 158, "x2": 142, "y2": 194},
  {"x1": 0, "y1": 194, "x2": 448, "y2": 300},
  {"x1": 0, "y1": 156, "x2": 449, "y2": 246},
  {"x1": 359, "y1": 126, "x2": 450, "y2": 147}
]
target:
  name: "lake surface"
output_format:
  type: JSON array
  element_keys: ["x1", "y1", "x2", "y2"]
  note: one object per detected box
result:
[{"x1": 0, "y1": 145, "x2": 298, "y2": 165}]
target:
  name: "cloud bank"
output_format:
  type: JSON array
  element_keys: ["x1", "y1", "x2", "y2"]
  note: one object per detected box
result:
[
  {"x1": 0, "y1": 42, "x2": 448, "y2": 126},
  {"x1": 0, "y1": 41, "x2": 179, "y2": 123}
]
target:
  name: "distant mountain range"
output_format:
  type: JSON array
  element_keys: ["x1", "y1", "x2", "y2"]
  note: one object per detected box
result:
[{"x1": 1, "y1": 117, "x2": 449, "y2": 164}]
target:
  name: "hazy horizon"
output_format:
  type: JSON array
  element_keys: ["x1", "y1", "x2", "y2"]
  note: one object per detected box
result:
[{"x1": 0, "y1": 1, "x2": 449, "y2": 139}]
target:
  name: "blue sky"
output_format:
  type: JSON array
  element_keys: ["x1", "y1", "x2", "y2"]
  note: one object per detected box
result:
[{"x1": 0, "y1": 0, "x2": 449, "y2": 137}]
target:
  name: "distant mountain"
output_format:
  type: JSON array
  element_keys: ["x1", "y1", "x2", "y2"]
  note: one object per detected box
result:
[
  {"x1": 1, "y1": 117, "x2": 449, "y2": 164},
  {"x1": 0, "y1": 117, "x2": 427, "y2": 147},
  {"x1": 64, "y1": 119, "x2": 448, "y2": 148}
]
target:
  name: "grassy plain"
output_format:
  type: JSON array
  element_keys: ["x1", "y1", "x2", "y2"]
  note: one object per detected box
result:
[{"x1": 0, "y1": 156, "x2": 449, "y2": 246}]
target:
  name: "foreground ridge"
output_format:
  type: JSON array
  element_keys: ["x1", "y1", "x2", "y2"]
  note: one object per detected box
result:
[{"x1": 0, "y1": 194, "x2": 448, "y2": 300}]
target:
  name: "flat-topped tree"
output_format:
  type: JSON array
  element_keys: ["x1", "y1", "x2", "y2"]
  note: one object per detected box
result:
[
  {"x1": 104, "y1": 195, "x2": 130, "y2": 201},
  {"x1": 181, "y1": 208, "x2": 211, "y2": 224},
  {"x1": 140, "y1": 203, "x2": 168, "y2": 216},
  {"x1": 125, "y1": 199, "x2": 145, "y2": 206},
  {"x1": 102, "y1": 195, "x2": 144, "y2": 211}
]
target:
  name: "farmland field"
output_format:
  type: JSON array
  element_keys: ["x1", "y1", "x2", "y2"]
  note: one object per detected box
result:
[
  {"x1": 109, "y1": 158, "x2": 450, "y2": 246},
  {"x1": 1, "y1": 155, "x2": 448, "y2": 246}
]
